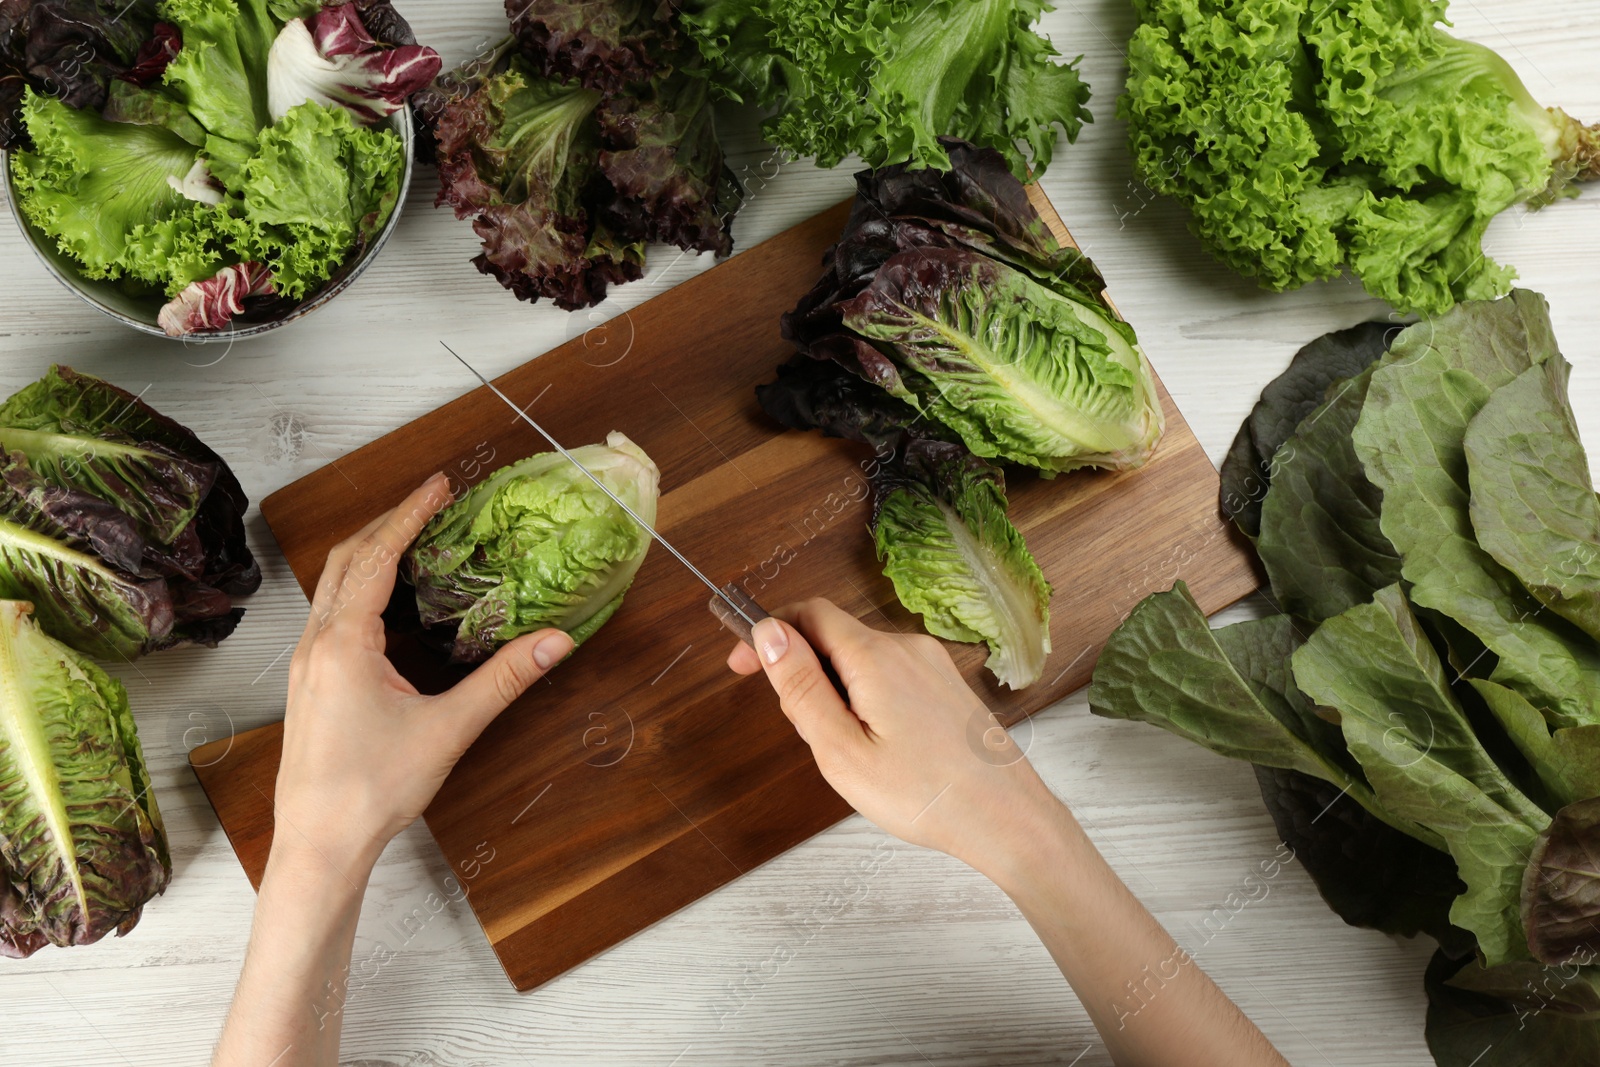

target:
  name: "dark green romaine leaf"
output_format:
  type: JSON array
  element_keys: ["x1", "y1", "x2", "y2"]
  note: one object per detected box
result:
[
  {"x1": 1352, "y1": 292, "x2": 1600, "y2": 729},
  {"x1": 1523, "y1": 797, "x2": 1600, "y2": 966},
  {"x1": 1426, "y1": 950, "x2": 1600, "y2": 1067},
  {"x1": 1470, "y1": 680, "x2": 1600, "y2": 810},
  {"x1": 1253, "y1": 765, "x2": 1468, "y2": 950},
  {"x1": 405, "y1": 433, "x2": 658, "y2": 664},
  {"x1": 1218, "y1": 321, "x2": 1394, "y2": 541},
  {"x1": 834, "y1": 248, "x2": 1164, "y2": 475},
  {"x1": 872, "y1": 441, "x2": 1051, "y2": 690},
  {"x1": 1466, "y1": 357, "x2": 1600, "y2": 643},
  {"x1": 1085, "y1": 582, "x2": 1428, "y2": 843},
  {"x1": 1256, "y1": 359, "x2": 1402, "y2": 623},
  {"x1": 0, "y1": 600, "x2": 168, "y2": 958},
  {"x1": 1293, "y1": 585, "x2": 1549, "y2": 965}
]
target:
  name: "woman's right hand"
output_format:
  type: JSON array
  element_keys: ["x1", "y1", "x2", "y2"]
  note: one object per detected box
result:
[{"x1": 726, "y1": 599, "x2": 1061, "y2": 876}]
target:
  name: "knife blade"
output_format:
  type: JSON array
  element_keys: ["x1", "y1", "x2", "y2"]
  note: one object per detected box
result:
[{"x1": 443, "y1": 343, "x2": 769, "y2": 642}]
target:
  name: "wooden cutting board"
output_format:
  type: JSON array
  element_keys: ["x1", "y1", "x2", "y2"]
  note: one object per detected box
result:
[{"x1": 190, "y1": 190, "x2": 1260, "y2": 991}]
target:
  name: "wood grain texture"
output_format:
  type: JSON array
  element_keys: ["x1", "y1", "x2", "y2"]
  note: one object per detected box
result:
[
  {"x1": 191, "y1": 194, "x2": 1259, "y2": 990},
  {"x1": 5, "y1": 5, "x2": 1595, "y2": 1064}
]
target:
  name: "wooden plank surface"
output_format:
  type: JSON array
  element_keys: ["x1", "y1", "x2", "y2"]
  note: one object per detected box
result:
[
  {"x1": 191, "y1": 193, "x2": 1260, "y2": 990},
  {"x1": 7, "y1": 5, "x2": 1594, "y2": 1064}
]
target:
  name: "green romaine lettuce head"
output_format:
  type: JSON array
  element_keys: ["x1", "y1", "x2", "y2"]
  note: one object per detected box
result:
[
  {"x1": 678, "y1": 0, "x2": 1090, "y2": 180},
  {"x1": 1354, "y1": 292, "x2": 1600, "y2": 729},
  {"x1": 1122, "y1": 0, "x2": 1600, "y2": 316},
  {"x1": 405, "y1": 432, "x2": 659, "y2": 665},
  {"x1": 0, "y1": 365, "x2": 259, "y2": 660},
  {"x1": 873, "y1": 441, "x2": 1051, "y2": 690},
  {"x1": 756, "y1": 359, "x2": 1055, "y2": 689},
  {"x1": 1464, "y1": 358, "x2": 1600, "y2": 644},
  {"x1": 0, "y1": 600, "x2": 168, "y2": 958},
  {"x1": 1091, "y1": 290, "x2": 1600, "y2": 1062}
]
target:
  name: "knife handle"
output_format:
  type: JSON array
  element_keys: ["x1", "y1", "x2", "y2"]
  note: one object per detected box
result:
[{"x1": 708, "y1": 587, "x2": 850, "y2": 702}]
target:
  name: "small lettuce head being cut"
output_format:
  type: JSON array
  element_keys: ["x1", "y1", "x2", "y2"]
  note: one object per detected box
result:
[{"x1": 404, "y1": 432, "x2": 660, "y2": 665}]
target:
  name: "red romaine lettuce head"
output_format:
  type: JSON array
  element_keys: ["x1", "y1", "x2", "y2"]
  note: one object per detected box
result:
[
  {"x1": 0, "y1": 600, "x2": 169, "y2": 959},
  {"x1": 267, "y1": 2, "x2": 441, "y2": 125},
  {"x1": 507, "y1": 0, "x2": 677, "y2": 96},
  {"x1": 0, "y1": 365, "x2": 261, "y2": 659},
  {"x1": 157, "y1": 261, "x2": 277, "y2": 338}
]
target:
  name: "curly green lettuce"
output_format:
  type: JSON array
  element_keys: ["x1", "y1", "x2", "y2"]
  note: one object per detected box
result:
[
  {"x1": 1121, "y1": 0, "x2": 1600, "y2": 315},
  {"x1": 12, "y1": 91, "x2": 400, "y2": 301},
  {"x1": 679, "y1": 0, "x2": 1089, "y2": 179}
]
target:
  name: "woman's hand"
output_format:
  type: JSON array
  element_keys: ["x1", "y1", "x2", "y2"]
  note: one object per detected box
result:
[
  {"x1": 273, "y1": 473, "x2": 575, "y2": 873},
  {"x1": 729, "y1": 600, "x2": 1290, "y2": 1066},
  {"x1": 726, "y1": 599, "x2": 1057, "y2": 877}
]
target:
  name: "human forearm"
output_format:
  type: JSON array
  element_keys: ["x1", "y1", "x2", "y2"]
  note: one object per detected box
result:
[
  {"x1": 978, "y1": 794, "x2": 1288, "y2": 1067},
  {"x1": 212, "y1": 837, "x2": 379, "y2": 1066}
]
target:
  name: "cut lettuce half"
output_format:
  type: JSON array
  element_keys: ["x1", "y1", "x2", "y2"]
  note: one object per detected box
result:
[{"x1": 873, "y1": 442, "x2": 1051, "y2": 690}]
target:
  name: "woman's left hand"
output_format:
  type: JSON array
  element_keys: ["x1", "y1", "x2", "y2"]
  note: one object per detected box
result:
[{"x1": 272, "y1": 473, "x2": 575, "y2": 874}]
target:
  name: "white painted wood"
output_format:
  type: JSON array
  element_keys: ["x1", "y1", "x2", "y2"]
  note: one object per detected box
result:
[{"x1": 1, "y1": 2, "x2": 1595, "y2": 1064}]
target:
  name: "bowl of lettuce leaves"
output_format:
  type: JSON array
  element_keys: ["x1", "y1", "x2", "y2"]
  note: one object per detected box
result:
[{"x1": 0, "y1": 0, "x2": 440, "y2": 339}]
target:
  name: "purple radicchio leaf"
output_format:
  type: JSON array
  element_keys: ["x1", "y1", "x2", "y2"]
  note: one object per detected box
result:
[
  {"x1": 116, "y1": 21, "x2": 179, "y2": 87},
  {"x1": 157, "y1": 262, "x2": 277, "y2": 338},
  {"x1": 267, "y1": 1, "x2": 441, "y2": 125}
]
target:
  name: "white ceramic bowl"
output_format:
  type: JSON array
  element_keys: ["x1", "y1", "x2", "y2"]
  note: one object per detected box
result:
[{"x1": 2, "y1": 107, "x2": 414, "y2": 343}]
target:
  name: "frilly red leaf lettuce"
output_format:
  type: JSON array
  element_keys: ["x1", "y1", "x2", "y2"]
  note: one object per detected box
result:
[
  {"x1": 506, "y1": 0, "x2": 676, "y2": 96},
  {"x1": 422, "y1": 20, "x2": 740, "y2": 310}
]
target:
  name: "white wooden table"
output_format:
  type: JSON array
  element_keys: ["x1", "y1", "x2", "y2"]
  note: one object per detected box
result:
[{"x1": 4, "y1": 3, "x2": 1596, "y2": 1064}]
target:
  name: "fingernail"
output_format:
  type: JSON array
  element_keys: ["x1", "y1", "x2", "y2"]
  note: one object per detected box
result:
[
  {"x1": 533, "y1": 631, "x2": 574, "y2": 669},
  {"x1": 752, "y1": 618, "x2": 787, "y2": 665}
]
